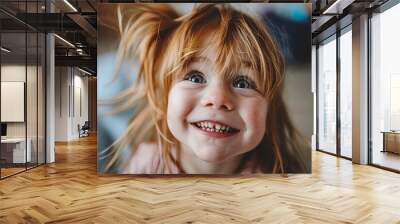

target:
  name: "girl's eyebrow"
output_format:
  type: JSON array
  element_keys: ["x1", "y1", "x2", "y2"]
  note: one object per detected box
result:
[
  {"x1": 190, "y1": 56, "x2": 252, "y2": 68},
  {"x1": 189, "y1": 56, "x2": 210, "y2": 63},
  {"x1": 241, "y1": 60, "x2": 252, "y2": 68}
]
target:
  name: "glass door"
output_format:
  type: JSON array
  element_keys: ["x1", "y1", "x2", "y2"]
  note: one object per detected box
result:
[{"x1": 317, "y1": 35, "x2": 337, "y2": 155}]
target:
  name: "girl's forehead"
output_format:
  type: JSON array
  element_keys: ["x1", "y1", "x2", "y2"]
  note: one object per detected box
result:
[
  {"x1": 190, "y1": 33, "x2": 252, "y2": 63},
  {"x1": 171, "y1": 19, "x2": 264, "y2": 80}
]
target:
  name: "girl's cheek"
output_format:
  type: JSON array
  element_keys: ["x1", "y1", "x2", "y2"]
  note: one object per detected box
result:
[
  {"x1": 240, "y1": 98, "x2": 267, "y2": 131},
  {"x1": 168, "y1": 84, "x2": 198, "y2": 117}
]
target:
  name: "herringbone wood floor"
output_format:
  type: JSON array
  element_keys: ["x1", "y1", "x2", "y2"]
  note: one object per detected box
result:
[{"x1": 1, "y1": 134, "x2": 400, "y2": 223}]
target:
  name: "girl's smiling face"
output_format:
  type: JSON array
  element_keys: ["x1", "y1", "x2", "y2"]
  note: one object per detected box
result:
[{"x1": 167, "y1": 42, "x2": 268, "y2": 164}]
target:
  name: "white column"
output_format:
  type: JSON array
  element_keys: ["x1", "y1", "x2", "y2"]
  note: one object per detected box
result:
[
  {"x1": 352, "y1": 14, "x2": 369, "y2": 164},
  {"x1": 312, "y1": 45, "x2": 317, "y2": 151},
  {"x1": 46, "y1": 32, "x2": 55, "y2": 163},
  {"x1": 45, "y1": 0, "x2": 56, "y2": 163}
]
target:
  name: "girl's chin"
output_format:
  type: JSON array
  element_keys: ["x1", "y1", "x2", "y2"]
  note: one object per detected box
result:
[{"x1": 191, "y1": 148, "x2": 232, "y2": 163}]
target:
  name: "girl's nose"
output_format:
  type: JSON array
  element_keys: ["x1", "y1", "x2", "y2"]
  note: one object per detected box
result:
[{"x1": 200, "y1": 81, "x2": 234, "y2": 111}]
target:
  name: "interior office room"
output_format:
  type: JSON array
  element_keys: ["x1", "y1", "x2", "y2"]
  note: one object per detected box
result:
[{"x1": 0, "y1": 0, "x2": 399, "y2": 223}]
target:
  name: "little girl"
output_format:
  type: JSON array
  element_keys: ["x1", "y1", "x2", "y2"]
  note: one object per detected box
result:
[{"x1": 101, "y1": 3, "x2": 310, "y2": 174}]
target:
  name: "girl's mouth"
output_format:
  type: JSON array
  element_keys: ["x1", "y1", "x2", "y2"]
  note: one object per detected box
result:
[{"x1": 190, "y1": 120, "x2": 240, "y2": 138}]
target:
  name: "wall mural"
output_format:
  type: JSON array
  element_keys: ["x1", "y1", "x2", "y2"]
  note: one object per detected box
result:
[{"x1": 97, "y1": 3, "x2": 312, "y2": 174}]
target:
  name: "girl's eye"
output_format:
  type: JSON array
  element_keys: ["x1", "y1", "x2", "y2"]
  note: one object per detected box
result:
[
  {"x1": 184, "y1": 71, "x2": 206, "y2": 84},
  {"x1": 232, "y1": 76, "x2": 256, "y2": 89}
]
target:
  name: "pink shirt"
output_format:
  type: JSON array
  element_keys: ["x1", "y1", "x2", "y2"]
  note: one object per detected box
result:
[{"x1": 123, "y1": 142, "x2": 260, "y2": 174}]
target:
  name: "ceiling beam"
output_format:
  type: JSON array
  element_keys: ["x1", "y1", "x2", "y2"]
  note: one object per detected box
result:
[
  {"x1": 67, "y1": 13, "x2": 97, "y2": 39},
  {"x1": 55, "y1": 55, "x2": 96, "y2": 73}
]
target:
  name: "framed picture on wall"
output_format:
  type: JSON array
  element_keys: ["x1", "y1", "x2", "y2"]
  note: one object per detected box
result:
[{"x1": 1, "y1": 81, "x2": 25, "y2": 122}]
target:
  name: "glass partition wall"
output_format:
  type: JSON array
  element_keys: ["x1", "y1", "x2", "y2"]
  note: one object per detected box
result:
[
  {"x1": 339, "y1": 27, "x2": 352, "y2": 159},
  {"x1": 0, "y1": 1, "x2": 46, "y2": 179},
  {"x1": 0, "y1": 30, "x2": 27, "y2": 177},
  {"x1": 316, "y1": 26, "x2": 353, "y2": 159},
  {"x1": 370, "y1": 3, "x2": 400, "y2": 172}
]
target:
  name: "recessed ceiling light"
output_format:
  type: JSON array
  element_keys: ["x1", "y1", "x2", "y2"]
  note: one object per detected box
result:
[
  {"x1": 63, "y1": 0, "x2": 78, "y2": 12},
  {"x1": 322, "y1": 0, "x2": 354, "y2": 15},
  {"x1": 78, "y1": 67, "x2": 93, "y2": 76},
  {"x1": 54, "y1": 34, "x2": 75, "y2": 48},
  {"x1": 1, "y1": 47, "x2": 11, "y2": 53}
]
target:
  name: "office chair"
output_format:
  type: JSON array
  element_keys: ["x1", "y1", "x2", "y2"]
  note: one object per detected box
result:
[{"x1": 79, "y1": 121, "x2": 90, "y2": 138}]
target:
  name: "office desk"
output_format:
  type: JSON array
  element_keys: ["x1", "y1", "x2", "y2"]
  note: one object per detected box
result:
[
  {"x1": 1, "y1": 138, "x2": 31, "y2": 163},
  {"x1": 382, "y1": 131, "x2": 400, "y2": 154}
]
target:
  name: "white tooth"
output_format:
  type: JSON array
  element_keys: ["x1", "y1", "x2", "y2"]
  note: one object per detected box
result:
[
  {"x1": 221, "y1": 126, "x2": 226, "y2": 131},
  {"x1": 207, "y1": 122, "x2": 212, "y2": 128},
  {"x1": 215, "y1": 124, "x2": 221, "y2": 130}
]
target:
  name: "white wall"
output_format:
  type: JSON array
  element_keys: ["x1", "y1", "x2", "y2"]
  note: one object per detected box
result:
[
  {"x1": 1, "y1": 65, "x2": 37, "y2": 138},
  {"x1": 55, "y1": 67, "x2": 89, "y2": 141},
  {"x1": 73, "y1": 73, "x2": 89, "y2": 137},
  {"x1": 55, "y1": 67, "x2": 69, "y2": 141}
]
